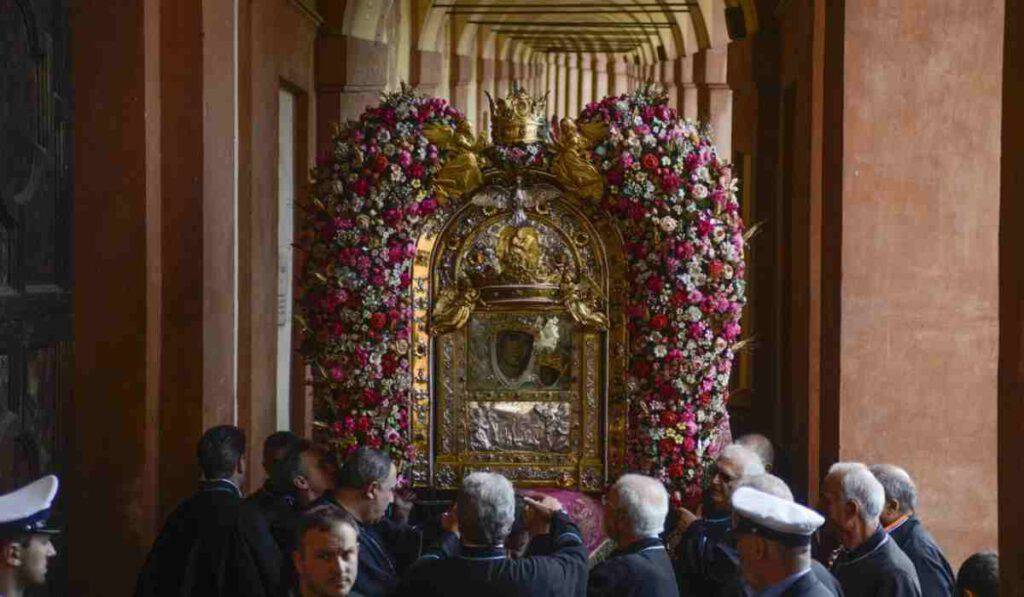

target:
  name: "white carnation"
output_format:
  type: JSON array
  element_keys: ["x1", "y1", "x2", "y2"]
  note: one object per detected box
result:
[
  {"x1": 660, "y1": 216, "x2": 678, "y2": 233},
  {"x1": 692, "y1": 184, "x2": 709, "y2": 199}
]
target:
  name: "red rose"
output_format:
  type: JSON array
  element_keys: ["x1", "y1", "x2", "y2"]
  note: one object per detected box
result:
[
  {"x1": 649, "y1": 314, "x2": 668, "y2": 330},
  {"x1": 708, "y1": 260, "x2": 725, "y2": 279},
  {"x1": 370, "y1": 313, "x2": 388, "y2": 330},
  {"x1": 642, "y1": 153, "x2": 660, "y2": 171},
  {"x1": 409, "y1": 163, "x2": 426, "y2": 178},
  {"x1": 658, "y1": 438, "x2": 677, "y2": 455},
  {"x1": 670, "y1": 290, "x2": 688, "y2": 307},
  {"x1": 373, "y1": 154, "x2": 389, "y2": 173},
  {"x1": 668, "y1": 462, "x2": 686, "y2": 479},
  {"x1": 355, "y1": 416, "x2": 372, "y2": 432},
  {"x1": 660, "y1": 410, "x2": 679, "y2": 427},
  {"x1": 645, "y1": 275, "x2": 663, "y2": 294}
]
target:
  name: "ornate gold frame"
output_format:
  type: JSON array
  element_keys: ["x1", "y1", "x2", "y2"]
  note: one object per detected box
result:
[{"x1": 409, "y1": 169, "x2": 627, "y2": 491}]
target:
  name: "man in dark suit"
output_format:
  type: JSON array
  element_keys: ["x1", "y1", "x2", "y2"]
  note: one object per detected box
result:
[
  {"x1": 326, "y1": 447, "x2": 421, "y2": 596},
  {"x1": 589, "y1": 474, "x2": 678, "y2": 597},
  {"x1": 135, "y1": 425, "x2": 284, "y2": 596},
  {"x1": 870, "y1": 464, "x2": 955, "y2": 596},
  {"x1": 731, "y1": 486, "x2": 835, "y2": 596},
  {"x1": 823, "y1": 462, "x2": 921, "y2": 597},
  {"x1": 399, "y1": 472, "x2": 588, "y2": 597}
]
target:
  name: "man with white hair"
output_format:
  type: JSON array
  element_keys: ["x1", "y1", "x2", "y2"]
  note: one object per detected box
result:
[
  {"x1": 669, "y1": 443, "x2": 765, "y2": 594},
  {"x1": 822, "y1": 462, "x2": 920, "y2": 596},
  {"x1": 588, "y1": 474, "x2": 678, "y2": 596},
  {"x1": 869, "y1": 464, "x2": 955, "y2": 596},
  {"x1": 734, "y1": 433, "x2": 776, "y2": 471},
  {"x1": 400, "y1": 472, "x2": 588, "y2": 596}
]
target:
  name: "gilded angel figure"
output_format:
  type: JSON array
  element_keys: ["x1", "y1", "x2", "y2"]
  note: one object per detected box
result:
[
  {"x1": 550, "y1": 118, "x2": 604, "y2": 202},
  {"x1": 422, "y1": 120, "x2": 487, "y2": 204}
]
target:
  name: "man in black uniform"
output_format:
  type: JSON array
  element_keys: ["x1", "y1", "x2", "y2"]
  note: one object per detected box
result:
[
  {"x1": 247, "y1": 432, "x2": 303, "y2": 551},
  {"x1": 731, "y1": 486, "x2": 835, "y2": 596},
  {"x1": 400, "y1": 472, "x2": 588, "y2": 597},
  {"x1": 823, "y1": 462, "x2": 921, "y2": 596},
  {"x1": 589, "y1": 474, "x2": 678, "y2": 597},
  {"x1": 135, "y1": 425, "x2": 283, "y2": 597},
  {"x1": 328, "y1": 447, "x2": 421, "y2": 596},
  {"x1": 667, "y1": 443, "x2": 765, "y2": 594},
  {"x1": 870, "y1": 464, "x2": 955, "y2": 596}
]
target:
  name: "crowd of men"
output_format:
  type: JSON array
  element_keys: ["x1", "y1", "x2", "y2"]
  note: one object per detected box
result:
[{"x1": 0, "y1": 425, "x2": 1004, "y2": 596}]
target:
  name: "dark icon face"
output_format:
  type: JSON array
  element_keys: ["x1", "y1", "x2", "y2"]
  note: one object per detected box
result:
[{"x1": 495, "y1": 329, "x2": 534, "y2": 381}]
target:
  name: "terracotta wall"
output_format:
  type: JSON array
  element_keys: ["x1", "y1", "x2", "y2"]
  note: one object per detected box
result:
[{"x1": 70, "y1": 1, "x2": 318, "y2": 593}]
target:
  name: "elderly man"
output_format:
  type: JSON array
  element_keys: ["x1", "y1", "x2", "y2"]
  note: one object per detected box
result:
[
  {"x1": 822, "y1": 462, "x2": 920, "y2": 596},
  {"x1": 400, "y1": 472, "x2": 588, "y2": 596},
  {"x1": 327, "y1": 447, "x2": 421, "y2": 596},
  {"x1": 731, "y1": 486, "x2": 833, "y2": 595},
  {"x1": 669, "y1": 443, "x2": 765, "y2": 594},
  {"x1": 720, "y1": 475, "x2": 842, "y2": 596},
  {"x1": 0, "y1": 476, "x2": 60, "y2": 597},
  {"x1": 734, "y1": 433, "x2": 775, "y2": 472},
  {"x1": 589, "y1": 474, "x2": 678, "y2": 597},
  {"x1": 292, "y1": 506, "x2": 361, "y2": 597},
  {"x1": 136, "y1": 425, "x2": 283, "y2": 596},
  {"x1": 869, "y1": 464, "x2": 955, "y2": 596}
]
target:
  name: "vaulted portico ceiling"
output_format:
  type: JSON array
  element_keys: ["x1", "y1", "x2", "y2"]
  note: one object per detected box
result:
[{"x1": 410, "y1": 0, "x2": 754, "y2": 67}]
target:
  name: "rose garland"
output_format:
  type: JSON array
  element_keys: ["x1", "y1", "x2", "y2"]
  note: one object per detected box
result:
[
  {"x1": 297, "y1": 88, "x2": 464, "y2": 472},
  {"x1": 300, "y1": 87, "x2": 745, "y2": 505},
  {"x1": 579, "y1": 88, "x2": 745, "y2": 508}
]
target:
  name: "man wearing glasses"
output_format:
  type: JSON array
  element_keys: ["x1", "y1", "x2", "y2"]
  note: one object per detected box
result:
[{"x1": 667, "y1": 443, "x2": 765, "y2": 594}]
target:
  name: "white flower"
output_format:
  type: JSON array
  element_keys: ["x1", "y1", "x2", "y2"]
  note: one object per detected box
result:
[
  {"x1": 685, "y1": 306, "x2": 702, "y2": 321},
  {"x1": 723, "y1": 264, "x2": 734, "y2": 279},
  {"x1": 653, "y1": 345, "x2": 668, "y2": 358},
  {"x1": 660, "y1": 216, "x2": 678, "y2": 233},
  {"x1": 692, "y1": 184, "x2": 709, "y2": 199},
  {"x1": 697, "y1": 166, "x2": 710, "y2": 182}
]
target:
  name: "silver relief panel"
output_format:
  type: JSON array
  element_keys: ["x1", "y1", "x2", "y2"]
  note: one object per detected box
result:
[{"x1": 468, "y1": 401, "x2": 571, "y2": 453}]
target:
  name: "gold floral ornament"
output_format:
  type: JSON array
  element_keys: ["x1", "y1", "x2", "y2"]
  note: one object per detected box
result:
[
  {"x1": 550, "y1": 118, "x2": 604, "y2": 202},
  {"x1": 422, "y1": 120, "x2": 486, "y2": 205},
  {"x1": 561, "y1": 275, "x2": 609, "y2": 330},
  {"x1": 485, "y1": 84, "x2": 548, "y2": 145}
]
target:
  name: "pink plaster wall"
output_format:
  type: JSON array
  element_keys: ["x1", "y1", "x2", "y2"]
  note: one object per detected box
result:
[{"x1": 839, "y1": 0, "x2": 1002, "y2": 567}]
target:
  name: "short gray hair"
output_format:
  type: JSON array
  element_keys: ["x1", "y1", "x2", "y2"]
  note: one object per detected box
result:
[
  {"x1": 828, "y1": 462, "x2": 884, "y2": 524},
  {"x1": 868, "y1": 464, "x2": 918, "y2": 514},
  {"x1": 734, "y1": 434, "x2": 775, "y2": 470},
  {"x1": 457, "y1": 472, "x2": 515, "y2": 546},
  {"x1": 338, "y1": 447, "x2": 392, "y2": 489},
  {"x1": 735, "y1": 474, "x2": 793, "y2": 501},
  {"x1": 718, "y1": 444, "x2": 766, "y2": 477},
  {"x1": 610, "y1": 474, "x2": 669, "y2": 537}
]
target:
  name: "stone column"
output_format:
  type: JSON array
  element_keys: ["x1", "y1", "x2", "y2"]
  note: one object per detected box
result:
[
  {"x1": 566, "y1": 54, "x2": 580, "y2": 117},
  {"x1": 678, "y1": 55, "x2": 698, "y2": 119},
  {"x1": 316, "y1": 34, "x2": 388, "y2": 153},
  {"x1": 545, "y1": 54, "x2": 558, "y2": 119},
  {"x1": 495, "y1": 59, "x2": 510, "y2": 98},
  {"x1": 450, "y1": 53, "x2": 475, "y2": 124},
  {"x1": 579, "y1": 54, "x2": 594, "y2": 109},
  {"x1": 411, "y1": 49, "x2": 444, "y2": 97},
  {"x1": 593, "y1": 54, "x2": 609, "y2": 101},
  {"x1": 610, "y1": 57, "x2": 629, "y2": 96},
  {"x1": 659, "y1": 59, "x2": 679, "y2": 111},
  {"x1": 476, "y1": 57, "x2": 495, "y2": 133},
  {"x1": 556, "y1": 54, "x2": 569, "y2": 118},
  {"x1": 694, "y1": 48, "x2": 732, "y2": 163}
]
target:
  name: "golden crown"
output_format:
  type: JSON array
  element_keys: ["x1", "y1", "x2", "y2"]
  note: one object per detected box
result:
[{"x1": 486, "y1": 83, "x2": 548, "y2": 145}]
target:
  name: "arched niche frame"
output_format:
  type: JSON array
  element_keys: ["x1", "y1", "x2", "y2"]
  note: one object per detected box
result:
[{"x1": 409, "y1": 169, "x2": 627, "y2": 492}]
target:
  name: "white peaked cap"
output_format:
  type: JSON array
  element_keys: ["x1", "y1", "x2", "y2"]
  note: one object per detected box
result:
[
  {"x1": 731, "y1": 486, "x2": 824, "y2": 538},
  {"x1": 0, "y1": 475, "x2": 59, "y2": 537}
]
